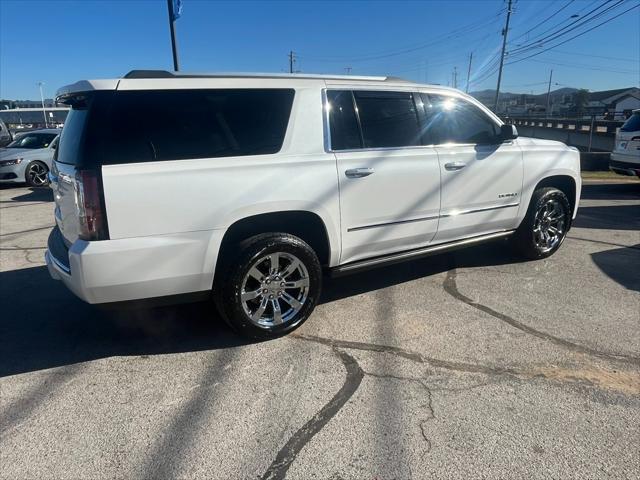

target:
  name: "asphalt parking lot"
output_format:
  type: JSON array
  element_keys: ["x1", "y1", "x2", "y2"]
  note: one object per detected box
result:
[{"x1": 1, "y1": 179, "x2": 638, "y2": 479}]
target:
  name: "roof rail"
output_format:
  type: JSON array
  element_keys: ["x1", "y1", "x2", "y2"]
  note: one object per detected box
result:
[{"x1": 123, "y1": 70, "x2": 408, "y2": 82}]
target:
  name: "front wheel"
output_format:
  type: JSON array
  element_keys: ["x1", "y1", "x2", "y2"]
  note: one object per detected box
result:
[
  {"x1": 25, "y1": 161, "x2": 49, "y2": 187},
  {"x1": 512, "y1": 187, "x2": 571, "y2": 260},
  {"x1": 216, "y1": 233, "x2": 322, "y2": 339}
]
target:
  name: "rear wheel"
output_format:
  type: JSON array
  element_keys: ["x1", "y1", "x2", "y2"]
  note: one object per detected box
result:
[
  {"x1": 25, "y1": 161, "x2": 49, "y2": 187},
  {"x1": 512, "y1": 187, "x2": 571, "y2": 259},
  {"x1": 216, "y1": 233, "x2": 322, "y2": 339}
]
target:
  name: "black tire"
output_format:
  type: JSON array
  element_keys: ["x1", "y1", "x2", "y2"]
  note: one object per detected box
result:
[
  {"x1": 25, "y1": 161, "x2": 50, "y2": 188},
  {"x1": 512, "y1": 187, "x2": 571, "y2": 260},
  {"x1": 216, "y1": 233, "x2": 322, "y2": 339}
]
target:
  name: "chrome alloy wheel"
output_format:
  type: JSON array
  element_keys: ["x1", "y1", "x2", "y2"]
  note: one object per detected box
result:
[
  {"x1": 27, "y1": 162, "x2": 48, "y2": 186},
  {"x1": 240, "y1": 252, "x2": 310, "y2": 328},
  {"x1": 533, "y1": 198, "x2": 567, "y2": 253}
]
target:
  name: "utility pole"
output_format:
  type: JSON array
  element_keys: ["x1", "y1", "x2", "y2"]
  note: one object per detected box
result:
[
  {"x1": 167, "y1": 0, "x2": 179, "y2": 71},
  {"x1": 453, "y1": 67, "x2": 458, "y2": 89},
  {"x1": 288, "y1": 51, "x2": 296, "y2": 74},
  {"x1": 37, "y1": 82, "x2": 47, "y2": 128},
  {"x1": 545, "y1": 69, "x2": 554, "y2": 115},
  {"x1": 344, "y1": 66, "x2": 352, "y2": 75},
  {"x1": 493, "y1": 0, "x2": 513, "y2": 112},
  {"x1": 465, "y1": 52, "x2": 473, "y2": 93}
]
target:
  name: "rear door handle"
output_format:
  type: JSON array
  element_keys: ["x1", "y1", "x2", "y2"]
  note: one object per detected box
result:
[
  {"x1": 345, "y1": 167, "x2": 374, "y2": 178},
  {"x1": 444, "y1": 162, "x2": 467, "y2": 171}
]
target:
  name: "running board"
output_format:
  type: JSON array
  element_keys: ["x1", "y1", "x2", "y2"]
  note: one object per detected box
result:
[{"x1": 331, "y1": 230, "x2": 515, "y2": 276}]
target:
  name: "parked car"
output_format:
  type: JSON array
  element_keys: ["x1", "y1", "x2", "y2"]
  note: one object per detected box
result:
[
  {"x1": 0, "y1": 119, "x2": 12, "y2": 147},
  {"x1": 0, "y1": 128, "x2": 60, "y2": 187},
  {"x1": 46, "y1": 71, "x2": 581, "y2": 339},
  {"x1": 610, "y1": 109, "x2": 640, "y2": 178}
]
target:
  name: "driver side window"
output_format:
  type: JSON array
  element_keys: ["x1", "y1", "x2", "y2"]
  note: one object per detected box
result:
[{"x1": 421, "y1": 94, "x2": 499, "y2": 145}]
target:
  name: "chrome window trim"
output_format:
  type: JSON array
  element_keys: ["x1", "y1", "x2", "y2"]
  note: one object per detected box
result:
[{"x1": 323, "y1": 88, "x2": 508, "y2": 154}]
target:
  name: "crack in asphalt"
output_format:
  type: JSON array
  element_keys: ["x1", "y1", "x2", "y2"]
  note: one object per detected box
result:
[
  {"x1": 0, "y1": 225, "x2": 54, "y2": 237},
  {"x1": 0, "y1": 246, "x2": 47, "y2": 251},
  {"x1": 363, "y1": 371, "x2": 435, "y2": 452},
  {"x1": 260, "y1": 348, "x2": 364, "y2": 480},
  {"x1": 293, "y1": 333, "x2": 519, "y2": 376},
  {"x1": 568, "y1": 236, "x2": 640, "y2": 251},
  {"x1": 0, "y1": 202, "x2": 50, "y2": 210},
  {"x1": 292, "y1": 333, "x2": 639, "y2": 394},
  {"x1": 443, "y1": 269, "x2": 640, "y2": 367}
]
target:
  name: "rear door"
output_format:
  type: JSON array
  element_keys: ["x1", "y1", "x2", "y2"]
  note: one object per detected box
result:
[
  {"x1": 328, "y1": 89, "x2": 441, "y2": 264},
  {"x1": 422, "y1": 93, "x2": 523, "y2": 243}
]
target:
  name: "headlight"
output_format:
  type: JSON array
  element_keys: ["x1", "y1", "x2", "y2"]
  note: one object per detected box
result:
[{"x1": 0, "y1": 158, "x2": 23, "y2": 167}]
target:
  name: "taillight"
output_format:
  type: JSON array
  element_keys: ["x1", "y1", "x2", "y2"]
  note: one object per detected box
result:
[{"x1": 75, "y1": 169, "x2": 108, "y2": 241}]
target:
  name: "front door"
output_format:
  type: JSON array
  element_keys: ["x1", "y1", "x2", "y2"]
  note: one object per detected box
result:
[{"x1": 420, "y1": 94, "x2": 523, "y2": 243}]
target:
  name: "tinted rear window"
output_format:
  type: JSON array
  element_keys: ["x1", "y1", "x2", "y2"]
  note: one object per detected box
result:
[
  {"x1": 56, "y1": 107, "x2": 88, "y2": 164},
  {"x1": 58, "y1": 89, "x2": 294, "y2": 166},
  {"x1": 327, "y1": 90, "x2": 362, "y2": 150},
  {"x1": 353, "y1": 91, "x2": 421, "y2": 148},
  {"x1": 621, "y1": 113, "x2": 640, "y2": 132},
  {"x1": 102, "y1": 89, "x2": 294, "y2": 164}
]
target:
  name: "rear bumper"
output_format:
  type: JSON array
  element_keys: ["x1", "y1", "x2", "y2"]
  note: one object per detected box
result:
[
  {"x1": 46, "y1": 226, "x2": 224, "y2": 304},
  {"x1": 610, "y1": 155, "x2": 640, "y2": 176}
]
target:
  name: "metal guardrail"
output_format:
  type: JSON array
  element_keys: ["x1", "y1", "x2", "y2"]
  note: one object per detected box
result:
[
  {"x1": 503, "y1": 116, "x2": 622, "y2": 135},
  {"x1": 503, "y1": 116, "x2": 623, "y2": 152}
]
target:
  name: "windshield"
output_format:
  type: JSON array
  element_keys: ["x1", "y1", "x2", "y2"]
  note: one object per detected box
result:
[
  {"x1": 6, "y1": 132, "x2": 57, "y2": 149},
  {"x1": 620, "y1": 113, "x2": 640, "y2": 132}
]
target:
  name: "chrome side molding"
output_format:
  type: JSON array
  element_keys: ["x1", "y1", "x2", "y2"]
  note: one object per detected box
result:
[{"x1": 332, "y1": 230, "x2": 515, "y2": 276}]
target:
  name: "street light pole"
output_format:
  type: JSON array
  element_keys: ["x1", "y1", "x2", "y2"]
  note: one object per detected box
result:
[{"x1": 37, "y1": 82, "x2": 48, "y2": 128}]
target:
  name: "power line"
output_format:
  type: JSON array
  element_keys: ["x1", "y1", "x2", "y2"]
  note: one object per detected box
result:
[
  {"x1": 524, "y1": 57, "x2": 639, "y2": 74},
  {"x1": 297, "y1": 7, "x2": 505, "y2": 63},
  {"x1": 509, "y1": 0, "x2": 575, "y2": 43},
  {"x1": 508, "y1": 0, "x2": 625, "y2": 56},
  {"x1": 545, "y1": 48, "x2": 639, "y2": 63},
  {"x1": 506, "y1": 2, "x2": 640, "y2": 65}
]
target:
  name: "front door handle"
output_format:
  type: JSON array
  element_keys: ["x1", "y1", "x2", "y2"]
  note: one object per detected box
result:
[
  {"x1": 345, "y1": 167, "x2": 374, "y2": 178},
  {"x1": 444, "y1": 162, "x2": 467, "y2": 171}
]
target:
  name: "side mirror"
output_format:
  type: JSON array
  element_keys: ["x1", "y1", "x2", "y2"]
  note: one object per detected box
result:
[{"x1": 500, "y1": 124, "x2": 518, "y2": 141}]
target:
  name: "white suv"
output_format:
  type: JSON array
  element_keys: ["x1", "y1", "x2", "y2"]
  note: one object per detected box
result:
[{"x1": 46, "y1": 70, "x2": 581, "y2": 338}]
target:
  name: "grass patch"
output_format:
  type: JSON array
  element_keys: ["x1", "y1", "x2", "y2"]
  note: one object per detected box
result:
[{"x1": 581, "y1": 171, "x2": 638, "y2": 181}]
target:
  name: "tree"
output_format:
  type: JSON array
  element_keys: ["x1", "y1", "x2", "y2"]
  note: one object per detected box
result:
[{"x1": 573, "y1": 89, "x2": 590, "y2": 115}]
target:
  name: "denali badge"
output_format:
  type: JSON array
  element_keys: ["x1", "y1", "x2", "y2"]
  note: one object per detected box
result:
[{"x1": 498, "y1": 192, "x2": 519, "y2": 198}]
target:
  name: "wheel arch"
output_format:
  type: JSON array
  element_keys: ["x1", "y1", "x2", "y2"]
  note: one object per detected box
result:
[
  {"x1": 534, "y1": 174, "x2": 577, "y2": 215},
  {"x1": 214, "y1": 210, "x2": 334, "y2": 284}
]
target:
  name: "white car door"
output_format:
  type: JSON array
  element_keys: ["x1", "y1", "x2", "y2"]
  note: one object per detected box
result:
[
  {"x1": 421, "y1": 93, "x2": 523, "y2": 243},
  {"x1": 327, "y1": 90, "x2": 441, "y2": 264}
]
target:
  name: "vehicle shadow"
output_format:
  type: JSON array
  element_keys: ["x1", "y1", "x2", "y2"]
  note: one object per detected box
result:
[
  {"x1": 0, "y1": 185, "x2": 53, "y2": 203},
  {"x1": 579, "y1": 182, "x2": 639, "y2": 201},
  {"x1": 591, "y1": 245, "x2": 640, "y2": 292},
  {"x1": 573, "y1": 204, "x2": 640, "y2": 230},
  {"x1": 0, "y1": 241, "x2": 525, "y2": 378},
  {"x1": 0, "y1": 266, "x2": 250, "y2": 378}
]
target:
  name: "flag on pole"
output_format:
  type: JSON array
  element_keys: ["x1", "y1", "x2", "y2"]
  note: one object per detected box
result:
[{"x1": 171, "y1": 0, "x2": 183, "y2": 21}]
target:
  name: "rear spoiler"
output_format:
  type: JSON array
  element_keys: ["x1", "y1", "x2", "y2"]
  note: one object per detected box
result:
[{"x1": 56, "y1": 79, "x2": 119, "y2": 103}]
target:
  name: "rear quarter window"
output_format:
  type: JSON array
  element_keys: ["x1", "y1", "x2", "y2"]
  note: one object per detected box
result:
[{"x1": 99, "y1": 89, "x2": 295, "y2": 164}]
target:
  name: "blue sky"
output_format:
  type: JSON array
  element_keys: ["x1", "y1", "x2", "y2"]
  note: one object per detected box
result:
[{"x1": 1, "y1": 0, "x2": 638, "y2": 100}]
